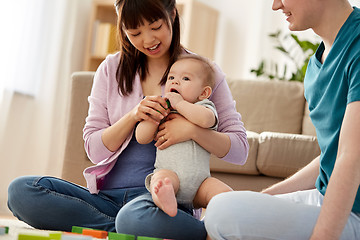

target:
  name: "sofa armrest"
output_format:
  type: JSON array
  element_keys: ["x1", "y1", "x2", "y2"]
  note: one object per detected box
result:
[
  {"x1": 210, "y1": 131, "x2": 260, "y2": 175},
  {"x1": 62, "y1": 72, "x2": 95, "y2": 186},
  {"x1": 256, "y1": 132, "x2": 320, "y2": 178}
]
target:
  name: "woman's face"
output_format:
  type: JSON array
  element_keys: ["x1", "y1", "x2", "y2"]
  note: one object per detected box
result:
[
  {"x1": 272, "y1": 0, "x2": 319, "y2": 31},
  {"x1": 124, "y1": 18, "x2": 173, "y2": 60}
]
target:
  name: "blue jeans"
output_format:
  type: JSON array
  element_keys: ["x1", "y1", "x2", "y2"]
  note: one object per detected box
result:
[{"x1": 8, "y1": 176, "x2": 206, "y2": 240}]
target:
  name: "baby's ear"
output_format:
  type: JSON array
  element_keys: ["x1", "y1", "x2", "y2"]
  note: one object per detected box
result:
[{"x1": 198, "y1": 86, "x2": 212, "y2": 100}]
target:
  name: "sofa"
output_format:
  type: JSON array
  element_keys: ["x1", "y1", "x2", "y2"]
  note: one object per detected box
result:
[{"x1": 61, "y1": 72, "x2": 321, "y2": 192}]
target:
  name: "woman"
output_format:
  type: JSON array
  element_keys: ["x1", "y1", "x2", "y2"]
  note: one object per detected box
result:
[
  {"x1": 7, "y1": 0, "x2": 248, "y2": 239},
  {"x1": 205, "y1": 0, "x2": 360, "y2": 239}
]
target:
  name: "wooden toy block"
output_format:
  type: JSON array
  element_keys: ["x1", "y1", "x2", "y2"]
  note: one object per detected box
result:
[
  {"x1": 136, "y1": 236, "x2": 162, "y2": 240},
  {"x1": 61, "y1": 232, "x2": 92, "y2": 240},
  {"x1": 107, "y1": 232, "x2": 135, "y2": 240},
  {"x1": 48, "y1": 233, "x2": 62, "y2": 240},
  {"x1": 0, "y1": 226, "x2": 9, "y2": 235},
  {"x1": 82, "y1": 229, "x2": 108, "y2": 239},
  {"x1": 18, "y1": 234, "x2": 51, "y2": 240},
  {"x1": 71, "y1": 226, "x2": 91, "y2": 234},
  {"x1": 16, "y1": 229, "x2": 63, "y2": 240}
]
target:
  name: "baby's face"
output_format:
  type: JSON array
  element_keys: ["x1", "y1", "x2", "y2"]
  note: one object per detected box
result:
[{"x1": 165, "y1": 58, "x2": 207, "y2": 103}]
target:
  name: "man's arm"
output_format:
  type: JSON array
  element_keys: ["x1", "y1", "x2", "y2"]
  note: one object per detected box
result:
[
  {"x1": 262, "y1": 155, "x2": 319, "y2": 195},
  {"x1": 311, "y1": 101, "x2": 360, "y2": 240}
]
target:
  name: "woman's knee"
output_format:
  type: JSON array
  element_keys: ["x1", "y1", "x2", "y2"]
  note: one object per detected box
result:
[
  {"x1": 8, "y1": 176, "x2": 37, "y2": 200},
  {"x1": 115, "y1": 193, "x2": 154, "y2": 233},
  {"x1": 116, "y1": 193, "x2": 206, "y2": 240},
  {"x1": 7, "y1": 176, "x2": 39, "y2": 214}
]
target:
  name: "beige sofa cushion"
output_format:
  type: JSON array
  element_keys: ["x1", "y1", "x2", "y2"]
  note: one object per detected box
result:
[
  {"x1": 302, "y1": 102, "x2": 317, "y2": 136},
  {"x1": 228, "y1": 79, "x2": 305, "y2": 134},
  {"x1": 256, "y1": 132, "x2": 321, "y2": 178},
  {"x1": 210, "y1": 131, "x2": 259, "y2": 175}
]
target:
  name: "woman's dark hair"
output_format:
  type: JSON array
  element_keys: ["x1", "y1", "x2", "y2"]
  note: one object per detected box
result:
[{"x1": 114, "y1": 0, "x2": 182, "y2": 95}]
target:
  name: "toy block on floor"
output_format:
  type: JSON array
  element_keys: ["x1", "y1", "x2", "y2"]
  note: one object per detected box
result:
[
  {"x1": 61, "y1": 232, "x2": 92, "y2": 240},
  {"x1": 17, "y1": 230, "x2": 64, "y2": 240},
  {"x1": 81, "y1": 229, "x2": 107, "y2": 239},
  {"x1": 18, "y1": 234, "x2": 51, "y2": 240},
  {"x1": 137, "y1": 236, "x2": 163, "y2": 240},
  {"x1": 107, "y1": 232, "x2": 135, "y2": 240},
  {"x1": 48, "y1": 233, "x2": 62, "y2": 240},
  {"x1": 71, "y1": 226, "x2": 91, "y2": 234},
  {"x1": 0, "y1": 226, "x2": 9, "y2": 235}
]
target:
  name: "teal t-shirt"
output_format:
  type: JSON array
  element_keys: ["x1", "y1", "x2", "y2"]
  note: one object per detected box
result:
[{"x1": 304, "y1": 7, "x2": 360, "y2": 213}]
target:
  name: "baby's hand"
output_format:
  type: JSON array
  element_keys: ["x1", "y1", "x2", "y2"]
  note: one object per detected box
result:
[{"x1": 164, "y1": 92, "x2": 184, "y2": 110}]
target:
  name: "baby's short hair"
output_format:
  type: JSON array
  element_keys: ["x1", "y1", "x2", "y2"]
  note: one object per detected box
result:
[{"x1": 175, "y1": 54, "x2": 216, "y2": 89}]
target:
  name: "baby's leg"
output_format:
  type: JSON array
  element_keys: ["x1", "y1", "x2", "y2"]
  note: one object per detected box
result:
[
  {"x1": 150, "y1": 169, "x2": 180, "y2": 217},
  {"x1": 193, "y1": 177, "x2": 233, "y2": 209}
]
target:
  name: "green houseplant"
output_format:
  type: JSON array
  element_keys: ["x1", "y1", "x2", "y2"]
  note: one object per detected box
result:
[{"x1": 251, "y1": 30, "x2": 320, "y2": 82}]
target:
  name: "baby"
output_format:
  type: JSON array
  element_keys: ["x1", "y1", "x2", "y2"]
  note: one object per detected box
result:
[{"x1": 136, "y1": 54, "x2": 232, "y2": 217}]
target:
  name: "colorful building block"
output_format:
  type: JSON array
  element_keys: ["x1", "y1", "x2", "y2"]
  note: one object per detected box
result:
[
  {"x1": 17, "y1": 231, "x2": 64, "y2": 240},
  {"x1": 48, "y1": 233, "x2": 62, "y2": 240},
  {"x1": 71, "y1": 226, "x2": 91, "y2": 234},
  {"x1": 0, "y1": 226, "x2": 9, "y2": 235},
  {"x1": 107, "y1": 232, "x2": 135, "y2": 240},
  {"x1": 137, "y1": 237, "x2": 162, "y2": 240},
  {"x1": 61, "y1": 233, "x2": 92, "y2": 240},
  {"x1": 18, "y1": 234, "x2": 51, "y2": 240},
  {"x1": 82, "y1": 229, "x2": 107, "y2": 239}
]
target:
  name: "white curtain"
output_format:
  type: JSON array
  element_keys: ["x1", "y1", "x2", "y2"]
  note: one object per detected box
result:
[{"x1": 0, "y1": 0, "x2": 91, "y2": 216}]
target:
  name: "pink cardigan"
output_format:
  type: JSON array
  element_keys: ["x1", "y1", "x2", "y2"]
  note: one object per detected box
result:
[{"x1": 83, "y1": 52, "x2": 249, "y2": 194}]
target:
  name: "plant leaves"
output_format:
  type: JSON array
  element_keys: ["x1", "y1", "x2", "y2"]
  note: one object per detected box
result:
[{"x1": 250, "y1": 30, "x2": 320, "y2": 82}]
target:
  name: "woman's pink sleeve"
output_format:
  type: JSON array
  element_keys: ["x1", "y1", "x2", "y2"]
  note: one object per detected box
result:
[
  {"x1": 210, "y1": 64, "x2": 249, "y2": 165},
  {"x1": 83, "y1": 60, "x2": 114, "y2": 164}
]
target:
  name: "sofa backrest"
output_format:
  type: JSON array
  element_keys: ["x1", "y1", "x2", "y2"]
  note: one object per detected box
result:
[{"x1": 227, "y1": 79, "x2": 315, "y2": 135}]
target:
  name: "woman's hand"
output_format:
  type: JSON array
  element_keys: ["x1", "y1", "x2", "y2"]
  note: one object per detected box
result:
[
  {"x1": 102, "y1": 95, "x2": 169, "y2": 152},
  {"x1": 155, "y1": 113, "x2": 195, "y2": 149},
  {"x1": 131, "y1": 96, "x2": 170, "y2": 125}
]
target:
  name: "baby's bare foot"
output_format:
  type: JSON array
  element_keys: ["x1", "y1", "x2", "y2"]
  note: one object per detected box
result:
[
  {"x1": 153, "y1": 179, "x2": 163, "y2": 194},
  {"x1": 152, "y1": 178, "x2": 178, "y2": 217}
]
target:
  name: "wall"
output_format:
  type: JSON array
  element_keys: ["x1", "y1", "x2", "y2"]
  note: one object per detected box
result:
[
  {"x1": 197, "y1": 0, "x2": 360, "y2": 80},
  {"x1": 194, "y1": 0, "x2": 285, "y2": 80}
]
